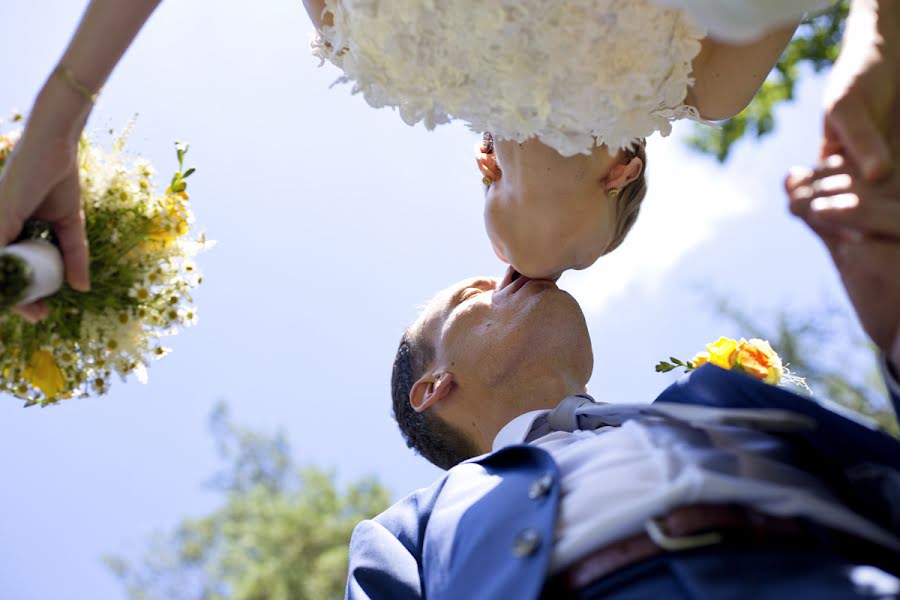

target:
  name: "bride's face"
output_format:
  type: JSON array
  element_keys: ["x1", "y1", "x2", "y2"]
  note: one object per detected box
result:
[{"x1": 477, "y1": 137, "x2": 641, "y2": 279}]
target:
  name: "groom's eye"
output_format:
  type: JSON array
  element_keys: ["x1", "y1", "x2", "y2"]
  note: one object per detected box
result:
[{"x1": 460, "y1": 288, "x2": 482, "y2": 302}]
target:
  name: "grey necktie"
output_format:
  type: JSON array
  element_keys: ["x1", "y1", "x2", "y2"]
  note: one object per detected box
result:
[{"x1": 525, "y1": 394, "x2": 817, "y2": 443}]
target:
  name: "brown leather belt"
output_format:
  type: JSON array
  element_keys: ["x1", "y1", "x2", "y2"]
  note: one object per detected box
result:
[{"x1": 543, "y1": 504, "x2": 897, "y2": 596}]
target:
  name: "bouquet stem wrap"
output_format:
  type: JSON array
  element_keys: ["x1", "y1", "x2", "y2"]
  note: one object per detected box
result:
[{"x1": 0, "y1": 239, "x2": 64, "y2": 308}]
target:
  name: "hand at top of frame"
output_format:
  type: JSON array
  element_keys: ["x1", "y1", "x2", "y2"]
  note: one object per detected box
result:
[
  {"x1": 786, "y1": 152, "x2": 900, "y2": 374},
  {"x1": 821, "y1": 0, "x2": 899, "y2": 182}
]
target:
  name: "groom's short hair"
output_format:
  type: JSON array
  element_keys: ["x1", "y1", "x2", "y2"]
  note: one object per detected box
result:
[
  {"x1": 391, "y1": 329, "x2": 480, "y2": 470},
  {"x1": 605, "y1": 140, "x2": 648, "y2": 254}
]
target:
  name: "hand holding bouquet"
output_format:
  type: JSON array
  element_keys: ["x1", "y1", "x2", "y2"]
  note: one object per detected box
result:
[{"x1": 0, "y1": 124, "x2": 211, "y2": 406}]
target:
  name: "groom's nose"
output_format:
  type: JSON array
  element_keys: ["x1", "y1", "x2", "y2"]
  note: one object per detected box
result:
[{"x1": 469, "y1": 277, "x2": 497, "y2": 292}]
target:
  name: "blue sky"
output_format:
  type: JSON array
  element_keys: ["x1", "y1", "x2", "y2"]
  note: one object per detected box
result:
[{"x1": 0, "y1": 1, "x2": 858, "y2": 598}]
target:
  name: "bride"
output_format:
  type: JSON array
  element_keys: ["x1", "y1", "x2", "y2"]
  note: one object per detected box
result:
[
  {"x1": 0, "y1": 0, "x2": 896, "y2": 314},
  {"x1": 306, "y1": 0, "x2": 824, "y2": 277}
]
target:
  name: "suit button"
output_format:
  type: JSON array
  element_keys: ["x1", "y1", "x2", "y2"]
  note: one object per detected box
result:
[
  {"x1": 513, "y1": 529, "x2": 542, "y2": 557},
  {"x1": 528, "y1": 473, "x2": 554, "y2": 499}
]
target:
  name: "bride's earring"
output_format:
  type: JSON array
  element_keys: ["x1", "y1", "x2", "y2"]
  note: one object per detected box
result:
[
  {"x1": 483, "y1": 176, "x2": 494, "y2": 186},
  {"x1": 608, "y1": 188, "x2": 621, "y2": 199},
  {"x1": 482, "y1": 131, "x2": 494, "y2": 154}
]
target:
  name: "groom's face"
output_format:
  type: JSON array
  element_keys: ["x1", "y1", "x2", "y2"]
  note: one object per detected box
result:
[{"x1": 416, "y1": 270, "x2": 593, "y2": 391}]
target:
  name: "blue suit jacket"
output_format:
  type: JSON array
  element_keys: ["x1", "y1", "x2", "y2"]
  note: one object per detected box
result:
[{"x1": 346, "y1": 366, "x2": 900, "y2": 600}]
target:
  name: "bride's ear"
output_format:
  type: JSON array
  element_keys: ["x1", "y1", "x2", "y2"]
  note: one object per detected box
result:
[
  {"x1": 604, "y1": 155, "x2": 643, "y2": 192},
  {"x1": 475, "y1": 144, "x2": 501, "y2": 180},
  {"x1": 409, "y1": 372, "x2": 456, "y2": 413}
]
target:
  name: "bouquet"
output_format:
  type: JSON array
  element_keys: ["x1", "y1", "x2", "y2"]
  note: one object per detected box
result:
[
  {"x1": 656, "y1": 336, "x2": 809, "y2": 392},
  {"x1": 0, "y1": 123, "x2": 212, "y2": 407}
]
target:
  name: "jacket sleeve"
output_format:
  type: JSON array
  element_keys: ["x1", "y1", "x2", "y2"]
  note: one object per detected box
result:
[
  {"x1": 345, "y1": 518, "x2": 424, "y2": 600},
  {"x1": 880, "y1": 355, "x2": 900, "y2": 423},
  {"x1": 346, "y1": 481, "x2": 446, "y2": 600}
]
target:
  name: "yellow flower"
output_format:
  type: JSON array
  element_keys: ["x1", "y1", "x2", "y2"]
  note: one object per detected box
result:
[
  {"x1": 691, "y1": 351, "x2": 710, "y2": 368},
  {"x1": 148, "y1": 193, "x2": 190, "y2": 245},
  {"x1": 705, "y1": 337, "x2": 738, "y2": 370},
  {"x1": 24, "y1": 350, "x2": 66, "y2": 399},
  {"x1": 735, "y1": 338, "x2": 783, "y2": 384}
]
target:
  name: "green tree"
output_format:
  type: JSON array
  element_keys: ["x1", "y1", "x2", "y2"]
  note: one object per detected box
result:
[
  {"x1": 687, "y1": 2, "x2": 849, "y2": 161},
  {"x1": 715, "y1": 295, "x2": 898, "y2": 437},
  {"x1": 105, "y1": 404, "x2": 391, "y2": 600}
]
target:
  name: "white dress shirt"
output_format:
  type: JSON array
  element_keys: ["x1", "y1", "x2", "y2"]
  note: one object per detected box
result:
[{"x1": 493, "y1": 401, "x2": 900, "y2": 574}]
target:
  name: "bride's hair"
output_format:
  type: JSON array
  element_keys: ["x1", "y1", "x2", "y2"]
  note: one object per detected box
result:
[{"x1": 604, "y1": 140, "x2": 648, "y2": 255}]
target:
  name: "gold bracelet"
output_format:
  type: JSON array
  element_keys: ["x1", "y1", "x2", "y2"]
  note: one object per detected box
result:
[{"x1": 53, "y1": 65, "x2": 100, "y2": 104}]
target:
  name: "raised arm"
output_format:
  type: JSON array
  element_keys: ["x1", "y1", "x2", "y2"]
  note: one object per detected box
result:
[
  {"x1": 302, "y1": 0, "x2": 331, "y2": 30},
  {"x1": 821, "y1": 0, "x2": 898, "y2": 181},
  {"x1": 0, "y1": 0, "x2": 161, "y2": 319},
  {"x1": 785, "y1": 152, "x2": 900, "y2": 415},
  {"x1": 684, "y1": 22, "x2": 798, "y2": 121}
]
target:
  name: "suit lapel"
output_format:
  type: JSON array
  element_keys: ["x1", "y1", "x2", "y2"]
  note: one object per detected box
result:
[{"x1": 653, "y1": 364, "x2": 900, "y2": 471}]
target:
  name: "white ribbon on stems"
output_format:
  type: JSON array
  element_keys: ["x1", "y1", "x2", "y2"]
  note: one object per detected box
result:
[{"x1": 0, "y1": 239, "x2": 64, "y2": 306}]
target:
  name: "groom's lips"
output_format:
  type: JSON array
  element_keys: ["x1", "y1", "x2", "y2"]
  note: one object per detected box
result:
[
  {"x1": 499, "y1": 267, "x2": 520, "y2": 291},
  {"x1": 499, "y1": 268, "x2": 558, "y2": 295},
  {"x1": 509, "y1": 274, "x2": 531, "y2": 294}
]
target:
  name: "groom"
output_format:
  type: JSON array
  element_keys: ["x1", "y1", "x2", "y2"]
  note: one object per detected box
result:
[{"x1": 346, "y1": 160, "x2": 900, "y2": 598}]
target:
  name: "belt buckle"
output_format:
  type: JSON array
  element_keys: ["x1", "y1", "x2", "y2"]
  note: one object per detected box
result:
[{"x1": 644, "y1": 517, "x2": 724, "y2": 552}]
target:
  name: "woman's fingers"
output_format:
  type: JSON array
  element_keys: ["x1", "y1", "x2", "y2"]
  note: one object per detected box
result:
[
  {"x1": 786, "y1": 156, "x2": 900, "y2": 240},
  {"x1": 14, "y1": 300, "x2": 50, "y2": 323},
  {"x1": 46, "y1": 172, "x2": 90, "y2": 291},
  {"x1": 785, "y1": 155, "x2": 850, "y2": 191},
  {"x1": 825, "y1": 104, "x2": 893, "y2": 182},
  {"x1": 787, "y1": 155, "x2": 860, "y2": 217},
  {"x1": 809, "y1": 194, "x2": 900, "y2": 240}
]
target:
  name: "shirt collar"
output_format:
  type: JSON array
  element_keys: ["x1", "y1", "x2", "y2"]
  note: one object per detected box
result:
[{"x1": 492, "y1": 409, "x2": 551, "y2": 452}]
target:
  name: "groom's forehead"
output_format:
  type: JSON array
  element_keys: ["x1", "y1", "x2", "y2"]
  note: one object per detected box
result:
[
  {"x1": 414, "y1": 283, "x2": 462, "y2": 335},
  {"x1": 414, "y1": 276, "x2": 494, "y2": 339}
]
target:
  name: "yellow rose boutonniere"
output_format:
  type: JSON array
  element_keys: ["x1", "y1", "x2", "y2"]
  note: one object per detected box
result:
[{"x1": 657, "y1": 337, "x2": 808, "y2": 392}]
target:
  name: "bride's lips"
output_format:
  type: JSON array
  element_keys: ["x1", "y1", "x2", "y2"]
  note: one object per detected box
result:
[{"x1": 499, "y1": 267, "x2": 556, "y2": 294}]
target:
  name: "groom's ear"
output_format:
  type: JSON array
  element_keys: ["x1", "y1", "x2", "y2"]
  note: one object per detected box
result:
[
  {"x1": 604, "y1": 156, "x2": 644, "y2": 191},
  {"x1": 410, "y1": 372, "x2": 456, "y2": 413}
]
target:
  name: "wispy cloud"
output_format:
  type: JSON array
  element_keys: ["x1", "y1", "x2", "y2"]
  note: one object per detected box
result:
[{"x1": 562, "y1": 128, "x2": 754, "y2": 314}]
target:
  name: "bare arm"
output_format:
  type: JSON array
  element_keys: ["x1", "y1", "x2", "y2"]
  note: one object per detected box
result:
[
  {"x1": 0, "y1": 0, "x2": 161, "y2": 318},
  {"x1": 302, "y1": 0, "x2": 331, "y2": 30},
  {"x1": 821, "y1": 0, "x2": 899, "y2": 181},
  {"x1": 684, "y1": 22, "x2": 799, "y2": 121},
  {"x1": 32, "y1": 0, "x2": 162, "y2": 138}
]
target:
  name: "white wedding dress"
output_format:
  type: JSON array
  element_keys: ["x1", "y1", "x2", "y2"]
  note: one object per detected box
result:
[{"x1": 312, "y1": 0, "x2": 830, "y2": 156}]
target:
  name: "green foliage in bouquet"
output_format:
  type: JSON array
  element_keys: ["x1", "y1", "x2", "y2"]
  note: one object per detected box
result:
[{"x1": 0, "y1": 126, "x2": 212, "y2": 407}]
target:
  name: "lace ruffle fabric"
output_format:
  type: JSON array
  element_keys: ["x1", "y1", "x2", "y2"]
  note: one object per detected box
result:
[{"x1": 312, "y1": 0, "x2": 706, "y2": 155}]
